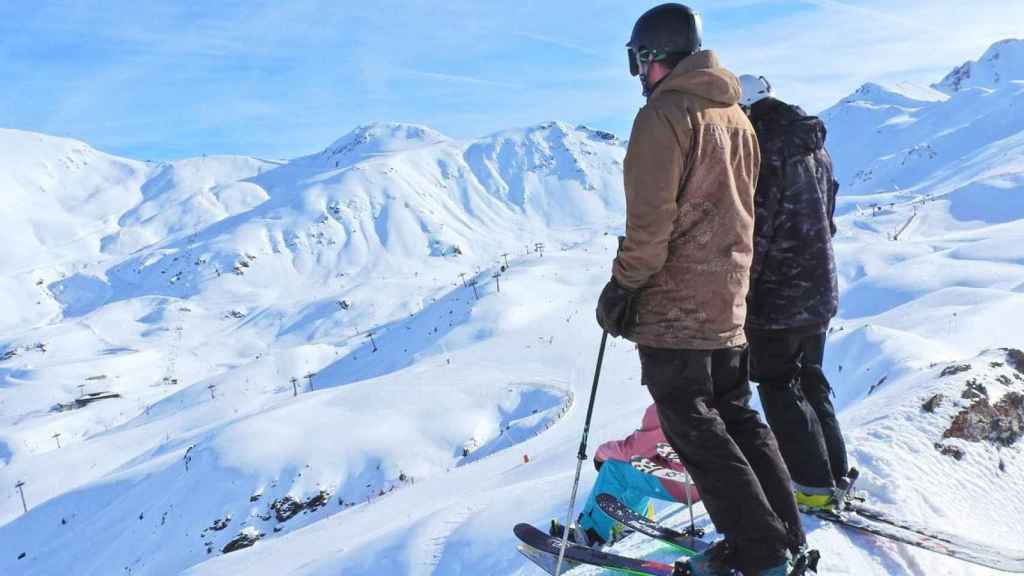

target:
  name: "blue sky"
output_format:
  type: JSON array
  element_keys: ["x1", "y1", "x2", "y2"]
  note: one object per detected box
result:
[{"x1": 2, "y1": 1, "x2": 1021, "y2": 160}]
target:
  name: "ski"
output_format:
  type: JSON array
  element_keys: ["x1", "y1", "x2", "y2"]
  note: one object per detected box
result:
[
  {"x1": 597, "y1": 493, "x2": 709, "y2": 554},
  {"x1": 848, "y1": 502, "x2": 1024, "y2": 569},
  {"x1": 612, "y1": 457, "x2": 1023, "y2": 572},
  {"x1": 515, "y1": 522, "x2": 677, "y2": 575},
  {"x1": 516, "y1": 521, "x2": 821, "y2": 576},
  {"x1": 517, "y1": 542, "x2": 581, "y2": 575},
  {"x1": 596, "y1": 494, "x2": 819, "y2": 575},
  {"x1": 655, "y1": 442, "x2": 682, "y2": 465},
  {"x1": 630, "y1": 456, "x2": 689, "y2": 483},
  {"x1": 804, "y1": 506, "x2": 1024, "y2": 573}
]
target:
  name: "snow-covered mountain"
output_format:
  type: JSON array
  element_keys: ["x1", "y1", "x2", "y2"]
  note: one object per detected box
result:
[
  {"x1": 822, "y1": 38, "x2": 1024, "y2": 208},
  {"x1": 2, "y1": 40, "x2": 1024, "y2": 576},
  {"x1": 0, "y1": 120, "x2": 628, "y2": 575},
  {"x1": 0, "y1": 128, "x2": 280, "y2": 335},
  {"x1": 935, "y1": 39, "x2": 1024, "y2": 94}
]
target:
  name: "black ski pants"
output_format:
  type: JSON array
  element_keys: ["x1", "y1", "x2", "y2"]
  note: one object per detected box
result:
[
  {"x1": 747, "y1": 328, "x2": 849, "y2": 491},
  {"x1": 640, "y1": 344, "x2": 804, "y2": 573}
]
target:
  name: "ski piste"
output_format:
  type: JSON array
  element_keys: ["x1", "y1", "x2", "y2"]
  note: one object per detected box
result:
[
  {"x1": 514, "y1": 522, "x2": 680, "y2": 576},
  {"x1": 596, "y1": 493, "x2": 708, "y2": 554},
  {"x1": 804, "y1": 504, "x2": 1024, "y2": 573}
]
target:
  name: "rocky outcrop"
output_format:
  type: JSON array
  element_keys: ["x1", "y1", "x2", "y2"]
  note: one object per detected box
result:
[
  {"x1": 944, "y1": 392, "x2": 1024, "y2": 447},
  {"x1": 222, "y1": 527, "x2": 263, "y2": 554},
  {"x1": 268, "y1": 489, "x2": 332, "y2": 523},
  {"x1": 922, "y1": 394, "x2": 944, "y2": 413}
]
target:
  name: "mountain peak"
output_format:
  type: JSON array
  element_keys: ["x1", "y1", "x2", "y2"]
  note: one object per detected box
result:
[
  {"x1": 934, "y1": 38, "x2": 1024, "y2": 93},
  {"x1": 318, "y1": 122, "x2": 449, "y2": 165},
  {"x1": 0, "y1": 127, "x2": 101, "y2": 162},
  {"x1": 481, "y1": 121, "x2": 620, "y2": 146},
  {"x1": 830, "y1": 82, "x2": 946, "y2": 112},
  {"x1": 846, "y1": 82, "x2": 898, "y2": 103}
]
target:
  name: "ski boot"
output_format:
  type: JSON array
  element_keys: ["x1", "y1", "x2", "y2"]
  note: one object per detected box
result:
[
  {"x1": 548, "y1": 519, "x2": 605, "y2": 549},
  {"x1": 795, "y1": 487, "x2": 840, "y2": 513},
  {"x1": 674, "y1": 543, "x2": 819, "y2": 576},
  {"x1": 789, "y1": 548, "x2": 821, "y2": 575},
  {"x1": 671, "y1": 539, "x2": 735, "y2": 575},
  {"x1": 797, "y1": 468, "x2": 862, "y2": 513},
  {"x1": 749, "y1": 548, "x2": 820, "y2": 576}
]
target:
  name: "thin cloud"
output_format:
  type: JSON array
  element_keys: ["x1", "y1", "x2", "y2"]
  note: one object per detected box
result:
[
  {"x1": 395, "y1": 68, "x2": 525, "y2": 90},
  {"x1": 515, "y1": 32, "x2": 602, "y2": 57},
  {"x1": 803, "y1": 0, "x2": 946, "y2": 35}
]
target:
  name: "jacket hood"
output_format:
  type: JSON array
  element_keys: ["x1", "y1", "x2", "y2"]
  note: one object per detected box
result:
[
  {"x1": 786, "y1": 116, "x2": 827, "y2": 153},
  {"x1": 751, "y1": 98, "x2": 827, "y2": 153},
  {"x1": 651, "y1": 50, "x2": 741, "y2": 106}
]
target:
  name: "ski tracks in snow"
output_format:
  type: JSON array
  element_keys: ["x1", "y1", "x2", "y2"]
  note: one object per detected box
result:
[{"x1": 411, "y1": 502, "x2": 483, "y2": 575}]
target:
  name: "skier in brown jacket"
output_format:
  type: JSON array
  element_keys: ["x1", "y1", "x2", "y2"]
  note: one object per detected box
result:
[{"x1": 596, "y1": 4, "x2": 805, "y2": 575}]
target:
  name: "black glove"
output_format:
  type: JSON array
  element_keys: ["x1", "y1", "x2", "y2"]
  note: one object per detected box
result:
[{"x1": 596, "y1": 276, "x2": 638, "y2": 337}]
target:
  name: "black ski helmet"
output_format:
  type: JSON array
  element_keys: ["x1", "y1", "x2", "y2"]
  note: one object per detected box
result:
[{"x1": 627, "y1": 4, "x2": 703, "y2": 77}]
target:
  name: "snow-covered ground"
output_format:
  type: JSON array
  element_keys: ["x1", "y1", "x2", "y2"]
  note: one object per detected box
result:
[{"x1": 2, "y1": 40, "x2": 1024, "y2": 575}]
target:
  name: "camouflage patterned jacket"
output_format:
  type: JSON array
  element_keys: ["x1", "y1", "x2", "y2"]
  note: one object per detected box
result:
[{"x1": 746, "y1": 98, "x2": 839, "y2": 332}]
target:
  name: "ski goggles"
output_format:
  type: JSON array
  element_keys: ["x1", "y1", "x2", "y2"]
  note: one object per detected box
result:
[{"x1": 627, "y1": 47, "x2": 662, "y2": 77}]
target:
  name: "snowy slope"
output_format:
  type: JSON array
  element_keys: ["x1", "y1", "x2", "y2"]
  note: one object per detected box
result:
[
  {"x1": 2, "y1": 40, "x2": 1024, "y2": 576},
  {"x1": 0, "y1": 129, "x2": 279, "y2": 335},
  {"x1": 935, "y1": 39, "x2": 1024, "y2": 94},
  {"x1": 0, "y1": 121, "x2": 630, "y2": 575},
  {"x1": 822, "y1": 38, "x2": 1024, "y2": 205}
]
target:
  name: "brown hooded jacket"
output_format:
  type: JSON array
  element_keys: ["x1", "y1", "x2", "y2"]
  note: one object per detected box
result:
[{"x1": 613, "y1": 51, "x2": 760, "y2": 350}]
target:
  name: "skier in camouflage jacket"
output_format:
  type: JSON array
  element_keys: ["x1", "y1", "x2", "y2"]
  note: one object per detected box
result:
[{"x1": 739, "y1": 74, "x2": 850, "y2": 505}]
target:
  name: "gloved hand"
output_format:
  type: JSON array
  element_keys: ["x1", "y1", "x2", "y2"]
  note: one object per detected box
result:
[{"x1": 596, "y1": 276, "x2": 638, "y2": 337}]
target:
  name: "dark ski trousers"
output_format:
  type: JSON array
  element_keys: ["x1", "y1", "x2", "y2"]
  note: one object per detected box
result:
[
  {"x1": 640, "y1": 344, "x2": 803, "y2": 573},
  {"x1": 747, "y1": 328, "x2": 849, "y2": 491}
]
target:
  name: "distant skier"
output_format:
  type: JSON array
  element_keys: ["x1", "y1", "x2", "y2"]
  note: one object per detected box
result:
[
  {"x1": 738, "y1": 74, "x2": 850, "y2": 510},
  {"x1": 548, "y1": 404, "x2": 700, "y2": 548},
  {"x1": 596, "y1": 4, "x2": 804, "y2": 575}
]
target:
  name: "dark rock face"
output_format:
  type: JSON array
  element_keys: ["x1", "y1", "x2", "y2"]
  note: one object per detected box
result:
[
  {"x1": 961, "y1": 379, "x2": 988, "y2": 401},
  {"x1": 940, "y1": 363, "x2": 971, "y2": 378},
  {"x1": 1004, "y1": 348, "x2": 1024, "y2": 375},
  {"x1": 922, "y1": 394, "x2": 944, "y2": 413},
  {"x1": 221, "y1": 529, "x2": 263, "y2": 554},
  {"x1": 304, "y1": 490, "x2": 330, "y2": 513},
  {"x1": 268, "y1": 490, "x2": 333, "y2": 523},
  {"x1": 270, "y1": 496, "x2": 303, "y2": 523},
  {"x1": 934, "y1": 443, "x2": 966, "y2": 460},
  {"x1": 944, "y1": 392, "x2": 1024, "y2": 447}
]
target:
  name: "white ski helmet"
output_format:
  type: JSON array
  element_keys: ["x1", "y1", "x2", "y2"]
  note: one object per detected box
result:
[{"x1": 739, "y1": 74, "x2": 774, "y2": 107}]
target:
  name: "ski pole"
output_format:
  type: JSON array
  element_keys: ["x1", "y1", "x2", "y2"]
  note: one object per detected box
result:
[
  {"x1": 685, "y1": 467, "x2": 696, "y2": 537},
  {"x1": 554, "y1": 330, "x2": 609, "y2": 576}
]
